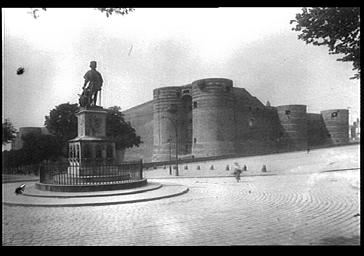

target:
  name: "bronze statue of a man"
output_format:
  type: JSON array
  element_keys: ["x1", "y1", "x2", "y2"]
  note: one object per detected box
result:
[{"x1": 83, "y1": 61, "x2": 103, "y2": 106}]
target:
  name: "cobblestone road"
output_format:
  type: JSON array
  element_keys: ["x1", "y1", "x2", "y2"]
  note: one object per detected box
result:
[{"x1": 2, "y1": 169, "x2": 360, "y2": 245}]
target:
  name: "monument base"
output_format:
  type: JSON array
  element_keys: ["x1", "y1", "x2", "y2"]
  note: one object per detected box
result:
[
  {"x1": 67, "y1": 165, "x2": 125, "y2": 177},
  {"x1": 36, "y1": 179, "x2": 148, "y2": 192}
]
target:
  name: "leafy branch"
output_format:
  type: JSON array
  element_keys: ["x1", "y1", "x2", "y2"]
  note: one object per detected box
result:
[{"x1": 291, "y1": 7, "x2": 360, "y2": 79}]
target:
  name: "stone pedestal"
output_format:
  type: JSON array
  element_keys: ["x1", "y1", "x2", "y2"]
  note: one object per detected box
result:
[{"x1": 68, "y1": 106, "x2": 116, "y2": 175}]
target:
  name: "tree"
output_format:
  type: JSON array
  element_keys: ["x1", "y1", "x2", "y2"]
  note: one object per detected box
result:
[
  {"x1": 106, "y1": 106, "x2": 142, "y2": 150},
  {"x1": 29, "y1": 8, "x2": 134, "y2": 19},
  {"x1": 96, "y1": 8, "x2": 134, "y2": 17},
  {"x1": 2, "y1": 119, "x2": 17, "y2": 145},
  {"x1": 2, "y1": 149, "x2": 26, "y2": 168},
  {"x1": 2, "y1": 133, "x2": 62, "y2": 170},
  {"x1": 44, "y1": 103, "x2": 78, "y2": 156},
  {"x1": 22, "y1": 133, "x2": 62, "y2": 163},
  {"x1": 44, "y1": 103, "x2": 79, "y2": 145},
  {"x1": 291, "y1": 7, "x2": 360, "y2": 79},
  {"x1": 45, "y1": 103, "x2": 142, "y2": 154}
]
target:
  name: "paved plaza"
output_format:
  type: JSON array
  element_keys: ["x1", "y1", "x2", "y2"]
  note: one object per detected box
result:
[{"x1": 2, "y1": 168, "x2": 360, "y2": 246}]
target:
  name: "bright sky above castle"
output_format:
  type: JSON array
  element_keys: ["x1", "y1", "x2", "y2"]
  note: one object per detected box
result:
[{"x1": 2, "y1": 8, "x2": 360, "y2": 131}]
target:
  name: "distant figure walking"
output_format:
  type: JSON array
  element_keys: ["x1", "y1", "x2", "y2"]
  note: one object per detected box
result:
[
  {"x1": 243, "y1": 165, "x2": 247, "y2": 172},
  {"x1": 307, "y1": 148, "x2": 310, "y2": 154},
  {"x1": 261, "y1": 165, "x2": 267, "y2": 173},
  {"x1": 233, "y1": 162, "x2": 242, "y2": 183}
]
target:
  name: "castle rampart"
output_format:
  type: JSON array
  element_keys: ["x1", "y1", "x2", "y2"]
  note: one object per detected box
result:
[{"x1": 122, "y1": 78, "x2": 350, "y2": 162}]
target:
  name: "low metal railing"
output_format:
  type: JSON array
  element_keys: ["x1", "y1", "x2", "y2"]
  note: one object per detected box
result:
[{"x1": 39, "y1": 159, "x2": 143, "y2": 185}]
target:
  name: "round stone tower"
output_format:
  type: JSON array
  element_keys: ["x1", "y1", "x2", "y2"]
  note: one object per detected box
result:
[
  {"x1": 320, "y1": 109, "x2": 349, "y2": 144},
  {"x1": 152, "y1": 86, "x2": 183, "y2": 162},
  {"x1": 276, "y1": 105, "x2": 308, "y2": 150},
  {"x1": 191, "y1": 78, "x2": 235, "y2": 157}
]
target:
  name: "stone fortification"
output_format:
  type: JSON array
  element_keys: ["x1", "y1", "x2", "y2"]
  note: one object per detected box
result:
[{"x1": 122, "y1": 78, "x2": 350, "y2": 162}]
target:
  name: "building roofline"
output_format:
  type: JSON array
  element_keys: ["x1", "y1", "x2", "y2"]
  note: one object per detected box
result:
[{"x1": 122, "y1": 100, "x2": 154, "y2": 113}]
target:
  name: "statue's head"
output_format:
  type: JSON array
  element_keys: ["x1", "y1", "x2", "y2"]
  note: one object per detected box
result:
[{"x1": 90, "y1": 61, "x2": 97, "y2": 69}]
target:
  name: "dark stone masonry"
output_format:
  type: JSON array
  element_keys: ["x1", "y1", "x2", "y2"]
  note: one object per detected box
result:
[{"x1": 123, "y1": 78, "x2": 349, "y2": 162}]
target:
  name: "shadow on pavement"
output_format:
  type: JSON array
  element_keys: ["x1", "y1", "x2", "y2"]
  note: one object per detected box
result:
[{"x1": 318, "y1": 235, "x2": 359, "y2": 245}]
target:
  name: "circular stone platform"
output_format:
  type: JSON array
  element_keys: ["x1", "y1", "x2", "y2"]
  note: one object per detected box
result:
[
  {"x1": 35, "y1": 179, "x2": 148, "y2": 192},
  {"x1": 2, "y1": 181, "x2": 189, "y2": 207},
  {"x1": 24, "y1": 182, "x2": 162, "y2": 198}
]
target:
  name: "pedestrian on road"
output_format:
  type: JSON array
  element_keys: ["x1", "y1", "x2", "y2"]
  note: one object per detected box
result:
[
  {"x1": 233, "y1": 162, "x2": 242, "y2": 183},
  {"x1": 243, "y1": 165, "x2": 247, "y2": 172},
  {"x1": 261, "y1": 165, "x2": 267, "y2": 172}
]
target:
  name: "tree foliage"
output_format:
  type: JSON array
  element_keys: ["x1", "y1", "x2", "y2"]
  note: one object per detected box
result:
[
  {"x1": 44, "y1": 103, "x2": 79, "y2": 146},
  {"x1": 106, "y1": 106, "x2": 142, "y2": 150},
  {"x1": 97, "y1": 8, "x2": 134, "y2": 17},
  {"x1": 22, "y1": 133, "x2": 62, "y2": 162},
  {"x1": 29, "y1": 8, "x2": 134, "y2": 19},
  {"x1": 291, "y1": 7, "x2": 360, "y2": 79},
  {"x1": 2, "y1": 149, "x2": 27, "y2": 168},
  {"x1": 2, "y1": 119, "x2": 17, "y2": 145},
  {"x1": 2, "y1": 133, "x2": 62, "y2": 168},
  {"x1": 44, "y1": 103, "x2": 142, "y2": 153}
]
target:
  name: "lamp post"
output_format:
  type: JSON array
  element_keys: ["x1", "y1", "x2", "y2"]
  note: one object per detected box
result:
[
  {"x1": 162, "y1": 116, "x2": 179, "y2": 176},
  {"x1": 167, "y1": 137, "x2": 172, "y2": 175}
]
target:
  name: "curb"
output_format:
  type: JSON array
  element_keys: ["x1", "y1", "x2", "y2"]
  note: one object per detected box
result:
[
  {"x1": 3, "y1": 184, "x2": 189, "y2": 207},
  {"x1": 146, "y1": 173, "x2": 277, "y2": 179},
  {"x1": 22, "y1": 183, "x2": 163, "y2": 198},
  {"x1": 321, "y1": 168, "x2": 360, "y2": 173},
  {"x1": 35, "y1": 179, "x2": 148, "y2": 192},
  {"x1": 3, "y1": 187, "x2": 189, "y2": 207},
  {"x1": 146, "y1": 167, "x2": 360, "y2": 179}
]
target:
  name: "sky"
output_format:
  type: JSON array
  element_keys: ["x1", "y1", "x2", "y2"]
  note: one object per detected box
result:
[{"x1": 2, "y1": 8, "x2": 360, "y2": 139}]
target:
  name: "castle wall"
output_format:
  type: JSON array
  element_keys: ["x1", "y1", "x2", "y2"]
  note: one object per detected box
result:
[
  {"x1": 152, "y1": 86, "x2": 191, "y2": 162},
  {"x1": 307, "y1": 113, "x2": 330, "y2": 146},
  {"x1": 121, "y1": 79, "x2": 350, "y2": 163},
  {"x1": 123, "y1": 100, "x2": 154, "y2": 162},
  {"x1": 233, "y1": 88, "x2": 281, "y2": 154},
  {"x1": 276, "y1": 105, "x2": 308, "y2": 150},
  {"x1": 191, "y1": 78, "x2": 235, "y2": 157},
  {"x1": 179, "y1": 85, "x2": 193, "y2": 156},
  {"x1": 321, "y1": 109, "x2": 349, "y2": 145}
]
